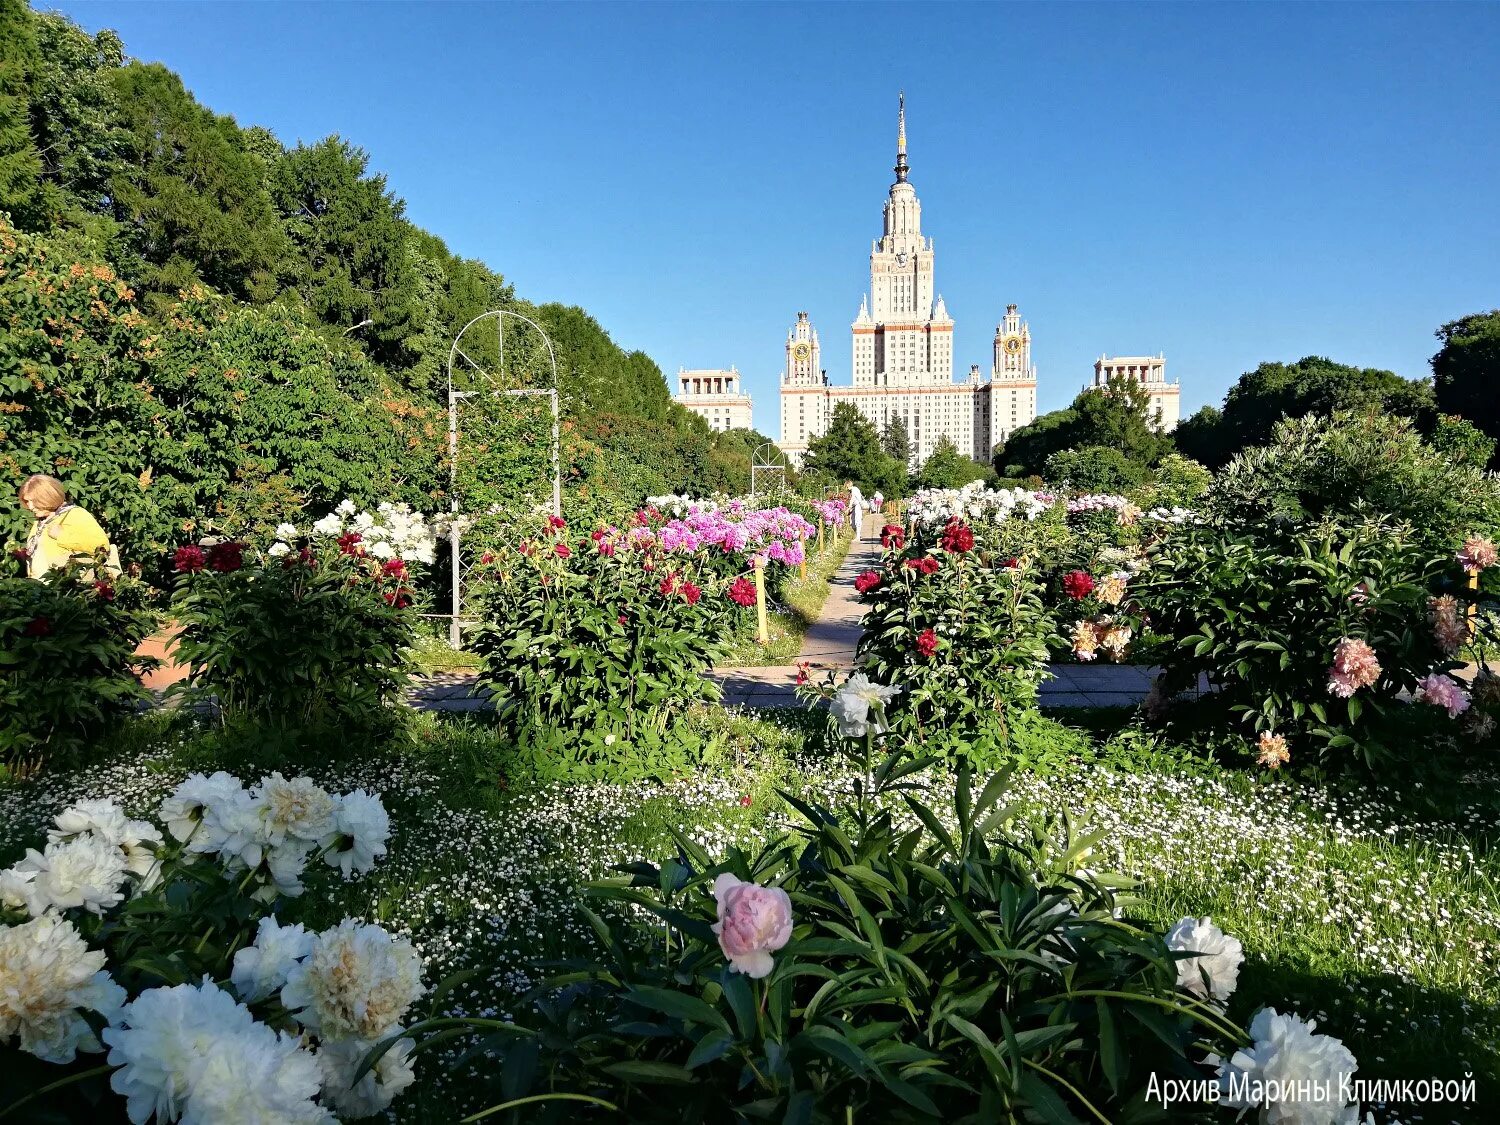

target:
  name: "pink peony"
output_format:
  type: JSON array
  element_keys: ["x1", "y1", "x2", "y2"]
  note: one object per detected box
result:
[
  {"x1": 1456, "y1": 536, "x2": 1498, "y2": 574},
  {"x1": 1327, "y1": 637, "x2": 1381, "y2": 698},
  {"x1": 712, "y1": 873, "x2": 792, "y2": 979},
  {"x1": 1417, "y1": 674, "x2": 1470, "y2": 719}
]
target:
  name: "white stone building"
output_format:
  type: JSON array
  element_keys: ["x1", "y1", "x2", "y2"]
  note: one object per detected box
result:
[
  {"x1": 1088, "y1": 354, "x2": 1180, "y2": 432},
  {"x1": 777, "y1": 95, "x2": 1038, "y2": 468},
  {"x1": 674, "y1": 367, "x2": 753, "y2": 432}
]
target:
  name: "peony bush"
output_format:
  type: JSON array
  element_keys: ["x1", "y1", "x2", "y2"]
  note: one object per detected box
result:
[
  {"x1": 1, "y1": 562, "x2": 159, "y2": 775},
  {"x1": 0, "y1": 773, "x2": 424, "y2": 1122}
]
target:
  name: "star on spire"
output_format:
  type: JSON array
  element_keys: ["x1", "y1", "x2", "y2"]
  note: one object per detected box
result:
[{"x1": 895, "y1": 91, "x2": 909, "y2": 183}]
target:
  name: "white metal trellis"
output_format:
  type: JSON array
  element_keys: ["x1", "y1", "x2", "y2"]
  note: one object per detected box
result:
[
  {"x1": 445, "y1": 310, "x2": 561, "y2": 646},
  {"x1": 750, "y1": 442, "x2": 788, "y2": 499}
]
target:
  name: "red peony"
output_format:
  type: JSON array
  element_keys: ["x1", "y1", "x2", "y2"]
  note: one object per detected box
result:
[
  {"x1": 1062, "y1": 571, "x2": 1095, "y2": 600},
  {"x1": 480, "y1": 552, "x2": 495, "y2": 565},
  {"x1": 681, "y1": 581, "x2": 702, "y2": 605},
  {"x1": 553, "y1": 542, "x2": 572, "y2": 559},
  {"x1": 174, "y1": 545, "x2": 206, "y2": 574},
  {"x1": 739, "y1": 794, "x2": 753, "y2": 808},
  {"x1": 597, "y1": 539, "x2": 616, "y2": 557},
  {"x1": 22, "y1": 614, "x2": 51, "y2": 638},
  {"x1": 206, "y1": 541, "x2": 245, "y2": 573},
  {"x1": 547, "y1": 515, "x2": 567, "y2": 533},
  {"x1": 1001, "y1": 557, "x2": 1019, "y2": 569},
  {"x1": 727, "y1": 576, "x2": 757, "y2": 607},
  {"x1": 381, "y1": 559, "x2": 408, "y2": 579},
  {"x1": 853, "y1": 570, "x2": 881, "y2": 594},
  {"x1": 94, "y1": 580, "x2": 116, "y2": 602},
  {"x1": 658, "y1": 573, "x2": 678, "y2": 597},
  {"x1": 795, "y1": 661, "x2": 811, "y2": 685},
  {"x1": 940, "y1": 520, "x2": 975, "y2": 553},
  {"x1": 336, "y1": 532, "x2": 364, "y2": 557},
  {"x1": 880, "y1": 524, "x2": 906, "y2": 550},
  {"x1": 918, "y1": 556, "x2": 940, "y2": 575},
  {"x1": 915, "y1": 627, "x2": 939, "y2": 658},
  {"x1": 617, "y1": 614, "x2": 628, "y2": 625}
]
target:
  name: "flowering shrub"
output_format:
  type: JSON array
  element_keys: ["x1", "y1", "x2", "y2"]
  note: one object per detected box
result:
[
  {"x1": 0, "y1": 775, "x2": 423, "y2": 1122},
  {"x1": 169, "y1": 532, "x2": 416, "y2": 732},
  {"x1": 1, "y1": 565, "x2": 159, "y2": 774},
  {"x1": 855, "y1": 519, "x2": 1053, "y2": 737},
  {"x1": 1137, "y1": 518, "x2": 1472, "y2": 768}
]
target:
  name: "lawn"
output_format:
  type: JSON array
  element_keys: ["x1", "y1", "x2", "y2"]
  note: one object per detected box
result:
[{"x1": 3, "y1": 703, "x2": 1493, "y2": 1122}]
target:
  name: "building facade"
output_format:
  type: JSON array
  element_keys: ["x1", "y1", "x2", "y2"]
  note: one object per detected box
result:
[
  {"x1": 777, "y1": 95, "x2": 1039, "y2": 468},
  {"x1": 674, "y1": 367, "x2": 753, "y2": 432},
  {"x1": 1088, "y1": 354, "x2": 1180, "y2": 432}
]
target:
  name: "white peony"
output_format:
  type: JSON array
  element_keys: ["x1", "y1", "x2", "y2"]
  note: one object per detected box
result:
[
  {"x1": 253, "y1": 773, "x2": 335, "y2": 847},
  {"x1": 0, "y1": 915, "x2": 125, "y2": 1062},
  {"x1": 321, "y1": 790, "x2": 390, "y2": 878},
  {"x1": 312, "y1": 513, "x2": 343, "y2": 537},
  {"x1": 1165, "y1": 916, "x2": 1243, "y2": 1004},
  {"x1": 274, "y1": 522, "x2": 299, "y2": 541},
  {"x1": 0, "y1": 866, "x2": 37, "y2": 912},
  {"x1": 1218, "y1": 1007, "x2": 1360, "y2": 1125},
  {"x1": 335, "y1": 499, "x2": 356, "y2": 516},
  {"x1": 10, "y1": 834, "x2": 129, "y2": 915},
  {"x1": 829, "y1": 673, "x2": 900, "y2": 739},
  {"x1": 281, "y1": 919, "x2": 424, "y2": 1041},
  {"x1": 159, "y1": 772, "x2": 253, "y2": 854},
  {"x1": 50, "y1": 798, "x2": 163, "y2": 890},
  {"x1": 267, "y1": 542, "x2": 291, "y2": 558},
  {"x1": 232, "y1": 916, "x2": 315, "y2": 1003},
  {"x1": 179, "y1": 1025, "x2": 330, "y2": 1125},
  {"x1": 316, "y1": 1035, "x2": 417, "y2": 1118}
]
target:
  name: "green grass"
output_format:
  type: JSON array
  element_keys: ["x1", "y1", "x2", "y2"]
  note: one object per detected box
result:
[{"x1": 719, "y1": 530, "x2": 854, "y2": 666}]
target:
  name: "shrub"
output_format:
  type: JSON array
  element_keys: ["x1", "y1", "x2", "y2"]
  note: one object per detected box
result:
[
  {"x1": 855, "y1": 518, "x2": 1052, "y2": 733},
  {"x1": 168, "y1": 537, "x2": 416, "y2": 732},
  {"x1": 0, "y1": 563, "x2": 158, "y2": 774},
  {"x1": 1043, "y1": 444, "x2": 1149, "y2": 492},
  {"x1": 1136, "y1": 518, "x2": 1466, "y2": 768}
]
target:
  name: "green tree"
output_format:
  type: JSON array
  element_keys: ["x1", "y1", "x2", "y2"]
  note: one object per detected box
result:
[
  {"x1": 880, "y1": 415, "x2": 912, "y2": 467},
  {"x1": 108, "y1": 62, "x2": 286, "y2": 306},
  {"x1": 1147, "y1": 452, "x2": 1213, "y2": 507},
  {"x1": 1172, "y1": 405, "x2": 1228, "y2": 467},
  {"x1": 1432, "y1": 310, "x2": 1500, "y2": 467},
  {"x1": 1071, "y1": 375, "x2": 1173, "y2": 464},
  {"x1": 270, "y1": 135, "x2": 416, "y2": 366},
  {"x1": 992, "y1": 407, "x2": 1078, "y2": 478},
  {"x1": 915, "y1": 436, "x2": 988, "y2": 490},
  {"x1": 1042, "y1": 445, "x2": 1148, "y2": 492},
  {"x1": 803, "y1": 403, "x2": 902, "y2": 493},
  {"x1": 0, "y1": 0, "x2": 47, "y2": 229}
]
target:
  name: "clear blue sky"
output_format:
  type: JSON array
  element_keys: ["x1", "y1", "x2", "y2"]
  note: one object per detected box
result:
[{"x1": 51, "y1": 1, "x2": 1500, "y2": 435}]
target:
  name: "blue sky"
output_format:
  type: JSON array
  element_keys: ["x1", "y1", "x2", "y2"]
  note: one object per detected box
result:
[{"x1": 51, "y1": 1, "x2": 1500, "y2": 435}]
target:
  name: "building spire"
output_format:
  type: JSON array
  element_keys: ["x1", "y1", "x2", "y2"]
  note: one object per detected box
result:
[{"x1": 895, "y1": 90, "x2": 908, "y2": 183}]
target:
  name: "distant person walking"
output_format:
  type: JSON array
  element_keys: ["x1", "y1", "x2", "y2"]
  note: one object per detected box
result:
[
  {"x1": 846, "y1": 479, "x2": 865, "y2": 541},
  {"x1": 18, "y1": 474, "x2": 115, "y2": 579},
  {"x1": 871, "y1": 490, "x2": 885, "y2": 518}
]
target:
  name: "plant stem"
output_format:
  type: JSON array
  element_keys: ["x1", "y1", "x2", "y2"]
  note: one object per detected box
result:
[{"x1": 0, "y1": 1064, "x2": 113, "y2": 1120}]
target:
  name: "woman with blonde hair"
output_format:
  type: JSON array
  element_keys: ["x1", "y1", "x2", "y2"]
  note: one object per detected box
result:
[{"x1": 18, "y1": 474, "x2": 116, "y2": 579}]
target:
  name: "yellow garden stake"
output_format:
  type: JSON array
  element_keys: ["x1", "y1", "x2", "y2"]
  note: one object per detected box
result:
[
  {"x1": 754, "y1": 560, "x2": 769, "y2": 646},
  {"x1": 800, "y1": 554, "x2": 807, "y2": 582},
  {"x1": 818, "y1": 516, "x2": 825, "y2": 555},
  {"x1": 1469, "y1": 569, "x2": 1480, "y2": 641}
]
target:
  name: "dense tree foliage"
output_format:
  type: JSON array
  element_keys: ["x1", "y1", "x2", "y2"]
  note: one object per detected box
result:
[
  {"x1": 1432, "y1": 310, "x2": 1500, "y2": 467},
  {"x1": 1043, "y1": 445, "x2": 1149, "y2": 492},
  {"x1": 802, "y1": 403, "x2": 904, "y2": 495},
  {"x1": 880, "y1": 415, "x2": 911, "y2": 467},
  {"x1": 0, "y1": 2, "x2": 747, "y2": 560},
  {"x1": 914, "y1": 436, "x2": 988, "y2": 491},
  {"x1": 994, "y1": 376, "x2": 1169, "y2": 479}
]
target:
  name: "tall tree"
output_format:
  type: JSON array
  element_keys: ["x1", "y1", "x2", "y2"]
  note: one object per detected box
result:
[
  {"x1": 1071, "y1": 375, "x2": 1174, "y2": 464},
  {"x1": 915, "y1": 436, "x2": 987, "y2": 490},
  {"x1": 881, "y1": 415, "x2": 911, "y2": 466},
  {"x1": 993, "y1": 408, "x2": 1078, "y2": 479},
  {"x1": 0, "y1": 0, "x2": 46, "y2": 229},
  {"x1": 1432, "y1": 310, "x2": 1500, "y2": 467},
  {"x1": 803, "y1": 403, "x2": 902, "y2": 493},
  {"x1": 109, "y1": 62, "x2": 286, "y2": 305}
]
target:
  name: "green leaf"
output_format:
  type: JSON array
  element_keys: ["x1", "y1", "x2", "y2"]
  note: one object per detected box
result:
[
  {"x1": 601, "y1": 1060, "x2": 695, "y2": 1086},
  {"x1": 624, "y1": 986, "x2": 730, "y2": 1032}
]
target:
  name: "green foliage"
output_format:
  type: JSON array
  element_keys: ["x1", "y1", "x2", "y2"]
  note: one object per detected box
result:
[
  {"x1": 856, "y1": 532, "x2": 1053, "y2": 733},
  {"x1": 1427, "y1": 412, "x2": 1496, "y2": 469},
  {"x1": 803, "y1": 403, "x2": 904, "y2": 495},
  {"x1": 169, "y1": 544, "x2": 415, "y2": 733},
  {"x1": 457, "y1": 763, "x2": 1233, "y2": 1123},
  {"x1": 1176, "y1": 357, "x2": 1435, "y2": 469},
  {"x1": 0, "y1": 563, "x2": 157, "y2": 774},
  {"x1": 913, "y1": 435, "x2": 987, "y2": 490},
  {"x1": 1043, "y1": 444, "x2": 1148, "y2": 492},
  {"x1": 1140, "y1": 452, "x2": 1212, "y2": 509},
  {"x1": 1136, "y1": 518, "x2": 1460, "y2": 768},
  {"x1": 992, "y1": 406, "x2": 1077, "y2": 478},
  {"x1": 1207, "y1": 411, "x2": 1500, "y2": 553},
  {"x1": 997, "y1": 378, "x2": 1169, "y2": 480},
  {"x1": 1431, "y1": 310, "x2": 1500, "y2": 468}
]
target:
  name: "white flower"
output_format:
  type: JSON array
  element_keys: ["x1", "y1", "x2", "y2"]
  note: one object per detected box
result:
[
  {"x1": 274, "y1": 522, "x2": 299, "y2": 541},
  {"x1": 253, "y1": 774, "x2": 335, "y2": 847},
  {"x1": 830, "y1": 673, "x2": 900, "y2": 739},
  {"x1": 321, "y1": 790, "x2": 390, "y2": 878},
  {"x1": 253, "y1": 840, "x2": 315, "y2": 901},
  {"x1": 0, "y1": 915, "x2": 125, "y2": 1063},
  {"x1": 267, "y1": 542, "x2": 291, "y2": 558},
  {"x1": 316, "y1": 1035, "x2": 417, "y2": 1118},
  {"x1": 105, "y1": 980, "x2": 328, "y2": 1125},
  {"x1": 159, "y1": 772, "x2": 252, "y2": 854},
  {"x1": 1218, "y1": 1007, "x2": 1359, "y2": 1125},
  {"x1": 312, "y1": 513, "x2": 343, "y2": 537},
  {"x1": 50, "y1": 798, "x2": 163, "y2": 890},
  {"x1": 280, "y1": 919, "x2": 424, "y2": 1040},
  {"x1": 232, "y1": 916, "x2": 315, "y2": 1003},
  {"x1": 10, "y1": 834, "x2": 129, "y2": 915},
  {"x1": 335, "y1": 499, "x2": 357, "y2": 516},
  {"x1": 0, "y1": 866, "x2": 36, "y2": 912},
  {"x1": 1165, "y1": 916, "x2": 1243, "y2": 1003},
  {"x1": 369, "y1": 540, "x2": 395, "y2": 560}
]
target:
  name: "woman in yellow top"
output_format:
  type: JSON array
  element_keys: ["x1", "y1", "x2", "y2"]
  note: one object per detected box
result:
[{"x1": 18, "y1": 474, "x2": 112, "y2": 579}]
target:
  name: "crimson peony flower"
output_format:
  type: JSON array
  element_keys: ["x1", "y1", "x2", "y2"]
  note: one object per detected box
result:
[
  {"x1": 381, "y1": 559, "x2": 408, "y2": 579},
  {"x1": 681, "y1": 581, "x2": 702, "y2": 605},
  {"x1": 658, "y1": 573, "x2": 678, "y2": 597},
  {"x1": 880, "y1": 525, "x2": 905, "y2": 550},
  {"x1": 617, "y1": 614, "x2": 628, "y2": 625},
  {"x1": 739, "y1": 795, "x2": 753, "y2": 807},
  {"x1": 22, "y1": 615, "x2": 51, "y2": 638},
  {"x1": 553, "y1": 543, "x2": 572, "y2": 559},
  {"x1": 93, "y1": 581, "x2": 115, "y2": 602},
  {"x1": 918, "y1": 556, "x2": 940, "y2": 575},
  {"x1": 915, "y1": 628, "x2": 939, "y2": 658},
  {"x1": 795, "y1": 661, "x2": 811, "y2": 685},
  {"x1": 853, "y1": 570, "x2": 881, "y2": 594},
  {"x1": 1062, "y1": 570, "x2": 1095, "y2": 600},
  {"x1": 547, "y1": 515, "x2": 567, "y2": 533},
  {"x1": 174, "y1": 545, "x2": 206, "y2": 574},
  {"x1": 939, "y1": 520, "x2": 974, "y2": 553},
  {"x1": 336, "y1": 532, "x2": 364, "y2": 557},
  {"x1": 727, "y1": 576, "x2": 757, "y2": 607},
  {"x1": 206, "y1": 541, "x2": 245, "y2": 573},
  {"x1": 479, "y1": 552, "x2": 495, "y2": 564},
  {"x1": 1001, "y1": 557, "x2": 1020, "y2": 569}
]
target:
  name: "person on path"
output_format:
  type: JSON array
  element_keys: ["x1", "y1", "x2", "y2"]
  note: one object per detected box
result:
[
  {"x1": 18, "y1": 474, "x2": 115, "y2": 579},
  {"x1": 846, "y1": 480, "x2": 865, "y2": 541},
  {"x1": 871, "y1": 490, "x2": 885, "y2": 519}
]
